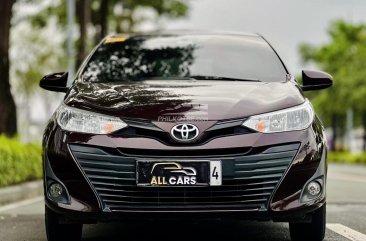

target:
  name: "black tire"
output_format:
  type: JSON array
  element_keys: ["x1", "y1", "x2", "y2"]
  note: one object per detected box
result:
[
  {"x1": 45, "y1": 206, "x2": 83, "y2": 241},
  {"x1": 289, "y1": 204, "x2": 326, "y2": 241}
]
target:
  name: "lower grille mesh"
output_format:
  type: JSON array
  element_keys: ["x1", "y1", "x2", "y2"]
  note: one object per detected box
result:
[{"x1": 69, "y1": 144, "x2": 299, "y2": 212}]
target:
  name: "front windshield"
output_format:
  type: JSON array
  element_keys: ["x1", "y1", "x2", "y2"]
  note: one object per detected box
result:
[{"x1": 81, "y1": 34, "x2": 287, "y2": 83}]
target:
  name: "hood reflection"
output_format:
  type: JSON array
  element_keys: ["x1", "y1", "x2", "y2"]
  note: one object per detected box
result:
[{"x1": 64, "y1": 81, "x2": 304, "y2": 121}]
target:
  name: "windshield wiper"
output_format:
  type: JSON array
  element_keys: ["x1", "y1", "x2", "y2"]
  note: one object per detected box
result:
[{"x1": 188, "y1": 75, "x2": 260, "y2": 82}]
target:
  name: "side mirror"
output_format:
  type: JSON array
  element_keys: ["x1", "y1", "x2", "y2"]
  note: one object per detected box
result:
[
  {"x1": 301, "y1": 70, "x2": 333, "y2": 91},
  {"x1": 39, "y1": 72, "x2": 69, "y2": 92}
]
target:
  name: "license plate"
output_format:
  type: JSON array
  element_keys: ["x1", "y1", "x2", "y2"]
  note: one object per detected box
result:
[{"x1": 136, "y1": 160, "x2": 222, "y2": 187}]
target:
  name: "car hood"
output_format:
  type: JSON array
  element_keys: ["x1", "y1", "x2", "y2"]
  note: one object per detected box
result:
[{"x1": 64, "y1": 80, "x2": 305, "y2": 121}]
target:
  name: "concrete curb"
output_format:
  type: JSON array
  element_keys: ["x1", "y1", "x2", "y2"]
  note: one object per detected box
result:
[{"x1": 0, "y1": 180, "x2": 43, "y2": 206}]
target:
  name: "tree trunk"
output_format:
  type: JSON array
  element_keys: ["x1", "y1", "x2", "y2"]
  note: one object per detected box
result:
[
  {"x1": 76, "y1": 0, "x2": 90, "y2": 67},
  {"x1": 362, "y1": 112, "x2": 366, "y2": 151},
  {"x1": 92, "y1": 0, "x2": 109, "y2": 44},
  {"x1": 330, "y1": 114, "x2": 337, "y2": 151},
  {"x1": 99, "y1": 0, "x2": 109, "y2": 39},
  {"x1": 0, "y1": 0, "x2": 17, "y2": 137}
]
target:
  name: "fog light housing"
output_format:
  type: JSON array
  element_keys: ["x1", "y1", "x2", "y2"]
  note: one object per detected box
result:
[
  {"x1": 307, "y1": 181, "x2": 321, "y2": 196},
  {"x1": 49, "y1": 183, "x2": 63, "y2": 198},
  {"x1": 300, "y1": 177, "x2": 324, "y2": 203}
]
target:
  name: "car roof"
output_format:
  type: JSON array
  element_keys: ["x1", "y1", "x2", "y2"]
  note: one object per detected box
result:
[{"x1": 106, "y1": 30, "x2": 262, "y2": 40}]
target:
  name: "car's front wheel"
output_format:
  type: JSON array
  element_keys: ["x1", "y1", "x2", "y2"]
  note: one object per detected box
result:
[
  {"x1": 289, "y1": 204, "x2": 326, "y2": 241},
  {"x1": 45, "y1": 206, "x2": 83, "y2": 241}
]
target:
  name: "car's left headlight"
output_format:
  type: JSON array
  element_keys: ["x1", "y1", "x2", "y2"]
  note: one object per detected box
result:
[
  {"x1": 56, "y1": 104, "x2": 128, "y2": 134},
  {"x1": 242, "y1": 100, "x2": 314, "y2": 133}
]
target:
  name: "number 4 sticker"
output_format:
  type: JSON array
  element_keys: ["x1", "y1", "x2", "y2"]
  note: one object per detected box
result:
[{"x1": 210, "y1": 161, "x2": 222, "y2": 186}]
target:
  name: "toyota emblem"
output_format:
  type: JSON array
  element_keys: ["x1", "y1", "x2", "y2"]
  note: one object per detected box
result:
[{"x1": 170, "y1": 123, "x2": 199, "y2": 142}]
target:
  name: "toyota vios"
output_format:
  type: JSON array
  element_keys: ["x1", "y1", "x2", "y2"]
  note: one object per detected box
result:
[{"x1": 40, "y1": 32, "x2": 332, "y2": 241}]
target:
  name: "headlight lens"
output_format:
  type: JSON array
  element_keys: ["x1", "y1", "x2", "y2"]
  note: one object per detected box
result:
[
  {"x1": 242, "y1": 100, "x2": 314, "y2": 133},
  {"x1": 56, "y1": 104, "x2": 128, "y2": 134}
]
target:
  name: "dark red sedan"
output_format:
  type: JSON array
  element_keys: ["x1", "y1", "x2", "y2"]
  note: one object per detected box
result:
[{"x1": 40, "y1": 31, "x2": 332, "y2": 241}]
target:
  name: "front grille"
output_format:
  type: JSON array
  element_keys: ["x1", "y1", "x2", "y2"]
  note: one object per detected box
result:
[
  {"x1": 116, "y1": 118, "x2": 254, "y2": 146},
  {"x1": 69, "y1": 143, "x2": 299, "y2": 212}
]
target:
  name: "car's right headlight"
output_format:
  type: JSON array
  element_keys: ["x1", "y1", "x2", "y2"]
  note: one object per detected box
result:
[
  {"x1": 56, "y1": 104, "x2": 128, "y2": 134},
  {"x1": 242, "y1": 100, "x2": 314, "y2": 133}
]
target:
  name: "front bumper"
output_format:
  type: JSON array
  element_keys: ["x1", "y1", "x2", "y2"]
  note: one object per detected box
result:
[{"x1": 43, "y1": 118, "x2": 327, "y2": 223}]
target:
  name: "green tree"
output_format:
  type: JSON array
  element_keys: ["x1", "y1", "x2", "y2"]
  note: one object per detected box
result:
[
  {"x1": 299, "y1": 20, "x2": 366, "y2": 150},
  {"x1": 91, "y1": 0, "x2": 188, "y2": 41},
  {"x1": 32, "y1": 0, "x2": 189, "y2": 67},
  {"x1": 10, "y1": 17, "x2": 67, "y2": 140}
]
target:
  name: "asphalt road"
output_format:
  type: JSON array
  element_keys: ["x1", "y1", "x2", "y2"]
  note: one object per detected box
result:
[{"x1": 0, "y1": 163, "x2": 366, "y2": 241}]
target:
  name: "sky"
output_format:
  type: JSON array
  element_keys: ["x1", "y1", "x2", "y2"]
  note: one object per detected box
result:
[{"x1": 164, "y1": 0, "x2": 366, "y2": 75}]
